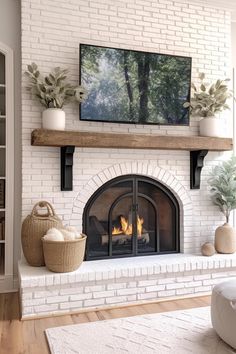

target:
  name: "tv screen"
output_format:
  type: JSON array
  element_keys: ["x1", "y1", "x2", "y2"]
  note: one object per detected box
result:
[{"x1": 80, "y1": 44, "x2": 192, "y2": 126}]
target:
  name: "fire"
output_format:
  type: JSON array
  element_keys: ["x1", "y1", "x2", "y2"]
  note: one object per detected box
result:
[
  {"x1": 112, "y1": 215, "x2": 144, "y2": 237},
  {"x1": 120, "y1": 216, "x2": 132, "y2": 235},
  {"x1": 137, "y1": 216, "x2": 144, "y2": 236},
  {"x1": 112, "y1": 226, "x2": 122, "y2": 235}
]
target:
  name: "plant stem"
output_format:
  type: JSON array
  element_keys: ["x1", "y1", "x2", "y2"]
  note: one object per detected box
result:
[{"x1": 226, "y1": 213, "x2": 229, "y2": 223}]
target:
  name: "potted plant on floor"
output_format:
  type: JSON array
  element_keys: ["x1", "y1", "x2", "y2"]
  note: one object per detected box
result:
[
  {"x1": 183, "y1": 73, "x2": 232, "y2": 137},
  {"x1": 25, "y1": 63, "x2": 87, "y2": 130},
  {"x1": 208, "y1": 156, "x2": 236, "y2": 253}
]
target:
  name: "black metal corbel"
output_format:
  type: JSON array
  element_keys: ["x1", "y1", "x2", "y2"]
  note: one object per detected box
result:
[
  {"x1": 60, "y1": 146, "x2": 75, "y2": 191},
  {"x1": 190, "y1": 150, "x2": 208, "y2": 189}
]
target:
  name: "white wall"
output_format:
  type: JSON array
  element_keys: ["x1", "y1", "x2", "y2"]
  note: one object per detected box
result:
[
  {"x1": 21, "y1": 0, "x2": 231, "y2": 254},
  {"x1": 231, "y1": 22, "x2": 236, "y2": 67},
  {"x1": 0, "y1": 0, "x2": 21, "y2": 275}
]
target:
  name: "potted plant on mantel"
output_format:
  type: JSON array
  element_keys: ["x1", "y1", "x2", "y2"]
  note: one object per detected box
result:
[
  {"x1": 184, "y1": 73, "x2": 232, "y2": 137},
  {"x1": 25, "y1": 63, "x2": 87, "y2": 131},
  {"x1": 208, "y1": 156, "x2": 236, "y2": 254}
]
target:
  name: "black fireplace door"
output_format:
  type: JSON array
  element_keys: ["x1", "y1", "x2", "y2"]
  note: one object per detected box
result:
[{"x1": 83, "y1": 175, "x2": 179, "y2": 260}]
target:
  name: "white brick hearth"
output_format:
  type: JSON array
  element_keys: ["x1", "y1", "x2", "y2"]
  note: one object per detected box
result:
[{"x1": 19, "y1": 254, "x2": 236, "y2": 319}]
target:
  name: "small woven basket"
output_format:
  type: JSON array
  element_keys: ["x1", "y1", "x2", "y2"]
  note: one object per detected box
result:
[
  {"x1": 21, "y1": 201, "x2": 63, "y2": 266},
  {"x1": 42, "y1": 234, "x2": 87, "y2": 273}
]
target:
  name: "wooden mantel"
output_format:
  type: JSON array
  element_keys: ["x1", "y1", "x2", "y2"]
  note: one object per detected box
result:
[
  {"x1": 31, "y1": 129, "x2": 233, "y2": 151},
  {"x1": 31, "y1": 129, "x2": 233, "y2": 191}
]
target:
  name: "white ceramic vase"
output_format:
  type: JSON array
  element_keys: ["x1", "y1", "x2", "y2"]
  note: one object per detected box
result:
[
  {"x1": 42, "y1": 108, "x2": 65, "y2": 131},
  {"x1": 199, "y1": 116, "x2": 225, "y2": 138}
]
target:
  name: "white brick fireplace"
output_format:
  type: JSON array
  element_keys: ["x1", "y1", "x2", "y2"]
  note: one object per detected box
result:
[
  {"x1": 21, "y1": 0, "x2": 231, "y2": 242},
  {"x1": 19, "y1": 0, "x2": 234, "y2": 318},
  {"x1": 72, "y1": 161, "x2": 190, "y2": 254}
]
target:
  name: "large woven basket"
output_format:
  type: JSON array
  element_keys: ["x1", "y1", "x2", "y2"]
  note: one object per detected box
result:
[
  {"x1": 21, "y1": 201, "x2": 63, "y2": 266},
  {"x1": 42, "y1": 234, "x2": 87, "y2": 273}
]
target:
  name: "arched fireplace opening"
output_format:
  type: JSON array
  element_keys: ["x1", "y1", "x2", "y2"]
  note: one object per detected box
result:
[{"x1": 83, "y1": 175, "x2": 180, "y2": 260}]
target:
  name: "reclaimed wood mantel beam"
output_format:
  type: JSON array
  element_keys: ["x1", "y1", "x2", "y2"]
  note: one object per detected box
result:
[{"x1": 31, "y1": 129, "x2": 233, "y2": 151}]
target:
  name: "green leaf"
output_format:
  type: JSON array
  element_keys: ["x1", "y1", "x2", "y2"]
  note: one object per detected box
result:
[
  {"x1": 200, "y1": 84, "x2": 206, "y2": 91},
  {"x1": 31, "y1": 62, "x2": 38, "y2": 71},
  {"x1": 39, "y1": 84, "x2": 46, "y2": 93},
  {"x1": 49, "y1": 74, "x2": 55, "y2": 82},
  {"x1": 191, "y1": 83, "x2": 197, "y2": 91},
  {"x1": 199, "y1": 72, "x2": 205, "y2": 80},
  {"x1": 45, "y1": 76, "x2": 53, "y2": 86},
  {"x1": 35, "y1": 70, "x2": 40, "y2": 78},
  {"x1": 58, "y1": 76, "x2": 67, "y2": 81},
  {"x1": 215, "y1": 79, "x2": 222, "y2": 89},
  {"x1": 208, "y1": 84, "x2": 215, "y2": 95},
  {"x1": 27, "y1": 65, "x2": 33, "y2": 73}
]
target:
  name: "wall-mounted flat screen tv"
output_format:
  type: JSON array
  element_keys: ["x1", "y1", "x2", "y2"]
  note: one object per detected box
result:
[{"x1": 80, "y1": 44, "x2": 192, "y2": 126}]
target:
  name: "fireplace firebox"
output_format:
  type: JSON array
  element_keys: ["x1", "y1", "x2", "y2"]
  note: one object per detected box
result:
[{"x1": 83, "y1": 175, "x2": 180, "y2": 260}]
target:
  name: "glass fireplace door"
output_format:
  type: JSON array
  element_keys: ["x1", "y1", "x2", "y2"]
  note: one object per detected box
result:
[
  {"x1": 136, "y1": 196, "x2": 158, "y2": 254},
  {"x1": 83, "y1": 175, "x2": 179, "y2": 260},
  {"x1": 85, "y1": 178, "x2": 134, "y2": 259},
  {"x1": 109, "y1": 195, "x2": 134, "y2": 256},
  {"x1": 138, "y1": 179, "x2": 178, "y2": 253}
]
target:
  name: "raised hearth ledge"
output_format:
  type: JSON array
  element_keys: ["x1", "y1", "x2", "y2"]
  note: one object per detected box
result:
[
  {"x1": 19, "y1": 253, "x2": 236, "y2": 287},
  {"x1": 19, "y1": 254, "x2": 236, "y2": 319}
]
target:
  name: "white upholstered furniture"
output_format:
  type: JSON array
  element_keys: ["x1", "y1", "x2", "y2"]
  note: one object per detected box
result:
[{"x1": 211, "y1": 279, "x2": 236, "y2": 350}]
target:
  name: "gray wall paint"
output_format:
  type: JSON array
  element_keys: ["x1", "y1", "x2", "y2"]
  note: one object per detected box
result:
[{"x1": 0, "y1": 0, "x2": 21, "y2": 275}]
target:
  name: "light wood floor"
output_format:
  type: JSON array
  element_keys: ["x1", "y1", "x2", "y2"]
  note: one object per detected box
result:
[{"x1": 0, "y1": 292, "x2": 211, "y2": 354}]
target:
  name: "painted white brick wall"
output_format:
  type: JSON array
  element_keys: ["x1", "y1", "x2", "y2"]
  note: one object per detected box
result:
[{"x1": 21, "y1": 0, "x2": 232, "y2": 254}]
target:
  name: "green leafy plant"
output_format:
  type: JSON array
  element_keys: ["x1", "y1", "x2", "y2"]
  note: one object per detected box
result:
[
  {"x1": 25, "y1": 63, "x2": 87, "y2": 109},
  {"x1": 208, "y1": 156, "x2": 236, "y2": 223},
  {"x1": 183, "y1": 73, "x2": 232, "y2": 118}
]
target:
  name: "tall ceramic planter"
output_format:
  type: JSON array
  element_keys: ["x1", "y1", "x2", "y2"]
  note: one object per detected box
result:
[
  {"x1": 215, "y1": 223, "x2": 236, "y2": 254},
  {"x1": 42, "y1": 108, "x2": 65, "y2": 131},
  {"x1": 199, "y1": 116, "x2": 225, "y2": 137}
]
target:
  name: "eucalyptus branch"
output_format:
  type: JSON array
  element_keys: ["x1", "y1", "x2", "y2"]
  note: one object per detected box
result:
[
  {"x1": 183, "y1": 73, "x2": 233, "y2": 118},
  {"x1": 25, "y1": 63, "x2": 87, "y2": 109}
]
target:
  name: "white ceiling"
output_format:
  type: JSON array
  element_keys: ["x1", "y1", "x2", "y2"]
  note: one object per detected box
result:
[{"x1": 186, "y1": 0, "x2": 236, "y2": 21}]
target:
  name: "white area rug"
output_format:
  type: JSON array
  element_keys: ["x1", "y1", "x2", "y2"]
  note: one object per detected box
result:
[{"x1": 45, "y1": 306, "x2": 236, "y2": 354}]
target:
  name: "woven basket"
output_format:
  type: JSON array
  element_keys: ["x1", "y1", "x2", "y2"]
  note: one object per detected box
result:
[
  {"x1": 21, "y1": 201, "x2": 63, "y2": 266},
  {"x1": 42, "y1": 234, "x2": 87, "y2": 273}
]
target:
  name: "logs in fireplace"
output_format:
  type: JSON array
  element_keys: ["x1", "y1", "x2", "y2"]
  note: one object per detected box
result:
[{"x1": 83, "y1": 175, "x2": 180, "y2": 260}]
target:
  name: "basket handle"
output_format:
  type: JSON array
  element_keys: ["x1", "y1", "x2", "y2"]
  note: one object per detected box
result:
[{"x1": 31, "y1": 201, "x2": 56, "y2": 217}]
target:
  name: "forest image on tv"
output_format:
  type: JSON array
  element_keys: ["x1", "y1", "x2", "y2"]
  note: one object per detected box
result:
[{"x1": 80, "y1": 44, "x2": 191, "y2": 125}]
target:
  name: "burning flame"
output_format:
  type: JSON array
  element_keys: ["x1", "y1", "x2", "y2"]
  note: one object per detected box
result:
[{"x1": 112, "y1": 215, "x2": 144, "y2": 237}]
